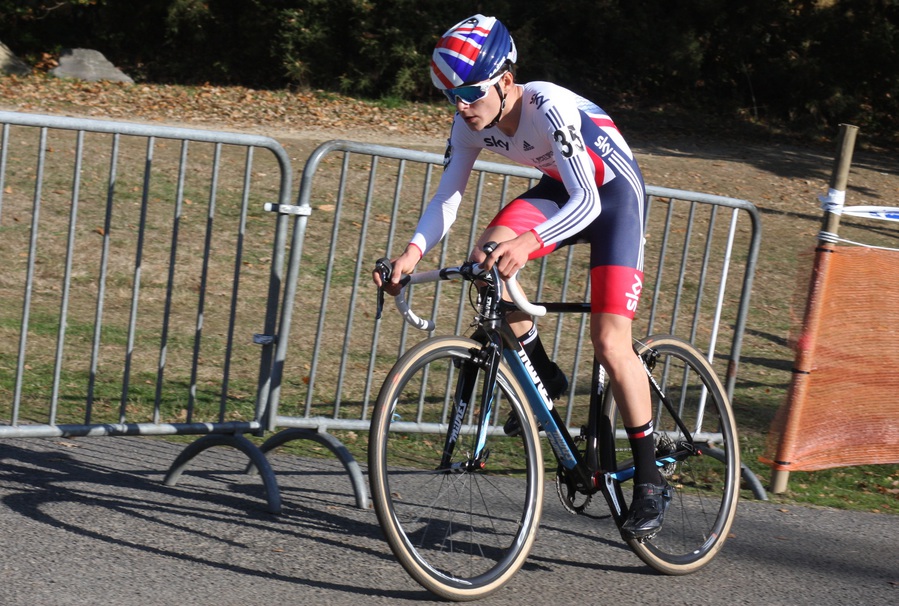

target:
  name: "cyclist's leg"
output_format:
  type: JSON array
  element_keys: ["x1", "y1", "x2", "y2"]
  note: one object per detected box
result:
[
  {"x1": 584, "y1": 175, "x2": 649, "y2": 437},
  {"x1": 591, "y1": 312, "x2": 670, "y2": 538},
  {"x1": 583, "y1": 171, "x2": 669, "y2": 537},
  {"x1": 472, "y1": 177, "x2": 570, "y2": 402},
  {"x1": 470, "y1": 179, "x2": 563, "y2": 337},
  {"x1": 590, "y1": 313, "x2": 650, "y2": 428}
]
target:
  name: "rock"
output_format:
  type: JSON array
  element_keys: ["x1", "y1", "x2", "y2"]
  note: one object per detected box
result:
[
  {"x1": 50, "y1": 48, "x2": 133, "y2": 84},
  {"x1": 0, "y1": 41, "x2": 31, "y2": 76}
]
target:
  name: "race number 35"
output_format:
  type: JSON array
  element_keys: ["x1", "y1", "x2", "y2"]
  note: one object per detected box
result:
[{"x1": 553, "y1": 125, "x2": 584, "y2": 158}]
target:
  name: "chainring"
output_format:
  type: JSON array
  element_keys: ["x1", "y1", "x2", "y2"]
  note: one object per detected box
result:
[{"x1": 554, "y1": 464, "x2": 592, "y2": 514}]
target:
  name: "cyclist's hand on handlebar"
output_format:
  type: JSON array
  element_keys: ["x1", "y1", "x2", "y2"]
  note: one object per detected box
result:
[
  {"x1": 481, "y1": 231, "x2": 541, "y2": 280},
  {"x1": 372, "y1": 245, "x2": 422, "y2": 297}
]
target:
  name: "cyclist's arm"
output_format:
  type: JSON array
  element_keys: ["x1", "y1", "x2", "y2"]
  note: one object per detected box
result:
[
  {"x1": 529, "y1": 101, "x2": 603, "y2": 248},
  {"x1": 408, "y1": 120, "x2": 481, "y2": 258}
]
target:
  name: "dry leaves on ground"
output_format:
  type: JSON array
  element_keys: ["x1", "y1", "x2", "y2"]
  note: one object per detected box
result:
[{"x1": 0, "y1": 74, "x2": 452, "y2": 140}]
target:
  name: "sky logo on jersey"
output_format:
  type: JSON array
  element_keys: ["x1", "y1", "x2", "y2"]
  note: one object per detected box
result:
[
  {"x1": 593, "y1": 134, "x2": 614, "y2": 158},
  {"x1": 529, "y1": 92, "x2": 549, "y2": 109},
  {"x1": 590, "y1": 266, "x2": 644, "y2": 318},
  {"x1": 484, "y1": 135, "x2": 510, "y2": 150}
]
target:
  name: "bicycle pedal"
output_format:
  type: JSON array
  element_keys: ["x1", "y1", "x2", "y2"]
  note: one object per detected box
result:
[
  {"x1": 503, "y1": 412, "x2": 523, "y2": 437},
  {"x1": 503, "y1": 411, "x2": 542, "y2": 437},
  {"x1": 622, "y1": 529, "x2": 659, "y2": 544}
]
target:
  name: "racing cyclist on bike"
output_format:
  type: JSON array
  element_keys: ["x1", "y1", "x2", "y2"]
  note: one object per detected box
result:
[{"x1": 373, "y1": 14, "x2": 671, "y2": 539}]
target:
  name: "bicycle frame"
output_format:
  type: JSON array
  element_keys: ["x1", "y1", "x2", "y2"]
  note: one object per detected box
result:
[
  {"x1": 430, "y1": 268, "x2": 624, "y2": 511},
  {"x1": 385, "y1": 258, "x2": 698, "y2": 522}
]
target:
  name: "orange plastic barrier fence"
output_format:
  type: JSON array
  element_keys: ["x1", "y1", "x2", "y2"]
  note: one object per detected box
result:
[{"x1": 763, "y1": 245, "x2": 899, "y2": 472}]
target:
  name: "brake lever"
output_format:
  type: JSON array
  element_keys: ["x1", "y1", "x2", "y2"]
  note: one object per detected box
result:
[{"x1": 374, "y1": 257, "x2": 392, "y2": 320}]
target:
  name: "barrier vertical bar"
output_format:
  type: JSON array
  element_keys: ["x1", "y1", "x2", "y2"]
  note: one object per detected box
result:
[
  {"x1": 50, "y1": 130, "x2": 85, "y2": 424},
  {"x1": 221, "y1": 147, "x2": 254, "y2": 422},
  {"x1": 155, "y1": 140, "x2": 189, "y2": 424},
  {"x1": 120, "y1": 136, "x2": 155, "y2": 422},
  {"x1": 86, "y1": 133, "x2": 120, "y2": 423},
  {"x1": 12, "y1": 127, "x2": 48, "y2": 424},
  {"x1": 0, "y1": 123, "x2": 9, "y2": 219}
]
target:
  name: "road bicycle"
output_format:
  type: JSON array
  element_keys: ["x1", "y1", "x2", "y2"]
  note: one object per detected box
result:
[{"x1": 368, "y1": 247, "x2": 740, "y2": 601}]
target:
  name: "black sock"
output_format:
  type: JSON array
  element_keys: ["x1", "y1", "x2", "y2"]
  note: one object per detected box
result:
[
  {"x1": 626, "y1": 421, "x2": 663, "y2": 485},
  {"x1": 519, "y1": 325, "x2": 568, "y2": 400},
  {"x1": 519, "y1": 325, "x2": 555, "y2": 380}
]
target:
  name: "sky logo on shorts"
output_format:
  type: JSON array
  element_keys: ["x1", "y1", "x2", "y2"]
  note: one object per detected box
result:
[{"x1": 626, "y1": 273, "x2": 643, "y2": 313}]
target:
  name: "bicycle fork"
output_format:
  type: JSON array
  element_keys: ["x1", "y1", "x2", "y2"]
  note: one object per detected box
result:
[{"x1": 439, "y1": 335, "x2": 501, "y2": 471}]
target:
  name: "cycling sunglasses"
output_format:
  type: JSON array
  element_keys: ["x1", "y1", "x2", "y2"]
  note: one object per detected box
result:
[{"x1": 443, "y1": 72, "x2": 506, "y2": 105}]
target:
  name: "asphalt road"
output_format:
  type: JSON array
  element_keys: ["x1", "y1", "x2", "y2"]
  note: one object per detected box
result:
[{"x1": 1, "y1": 436, "x2": 895, "y2": 605}]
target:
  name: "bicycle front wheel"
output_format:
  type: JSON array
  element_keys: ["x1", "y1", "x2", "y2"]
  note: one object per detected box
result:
[
  {"x1": 602, "y1": 334, "x2": 740, "y2": 575},
  {"x1": 368, "y1": 336, "x2": 544, "y2": 601}
]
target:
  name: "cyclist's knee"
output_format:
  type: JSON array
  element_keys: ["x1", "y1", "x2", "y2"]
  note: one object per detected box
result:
[
  {"x1": 590, "y1": 313, "x2": 634, "y2": 368},
  {"x1": 471, "y1": 225, "x2": 518, "y2": 261},
  {"x1": 592, "y1": 338, "x2": 632, "y2": 369}
]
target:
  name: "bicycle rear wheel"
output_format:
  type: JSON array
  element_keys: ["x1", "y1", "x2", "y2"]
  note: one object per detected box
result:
[
  {"x1": 602, "y1": 334, "x2": 740, "y2": 574},
  {"x1": 368, "y1": 336, "x2": 544, "y2": 601}
]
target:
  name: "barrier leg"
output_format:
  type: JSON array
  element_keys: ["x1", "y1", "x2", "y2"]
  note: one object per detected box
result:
[
  {"x1": 251, "y1": 428, "x2": 369, "y2": 510},
  {"x1": 164, "y1": 434, "x2": 282, "y2": 514},
  {"x1": 705, "y1": 446, "x2": 769, "y2": 500}
]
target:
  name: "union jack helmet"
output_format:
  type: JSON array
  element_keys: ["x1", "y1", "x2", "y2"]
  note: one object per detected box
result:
[{"x1": 430, "y1": 14, "x2": 517, "y2": 90}]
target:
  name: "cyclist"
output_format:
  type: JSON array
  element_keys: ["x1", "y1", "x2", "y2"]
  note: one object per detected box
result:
[{"x1": 373, "y1": 14, "x2": 670, "y2": 539}]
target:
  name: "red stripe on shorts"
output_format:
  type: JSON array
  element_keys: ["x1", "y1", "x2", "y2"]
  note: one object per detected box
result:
[
  {"x1": 487, "y1": 199, "x2": 558, "y2": 260},
  {"x1": 590, "y1": 265, "x2": 644, "y2": 318}
]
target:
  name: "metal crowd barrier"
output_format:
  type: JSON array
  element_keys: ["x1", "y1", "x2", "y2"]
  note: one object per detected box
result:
[
  {"x1": 1, "y1": 116, "x2": 763, "y2": 511},
  {"x1": 270, "y1": 139, "x2": 760, "y2": 424},
  {"x1": 264, "y1": 139, "x2": 764, "y2": 500},
  {"x1": 0, "y1": 110, "x2": 299, "y2": 512}
]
